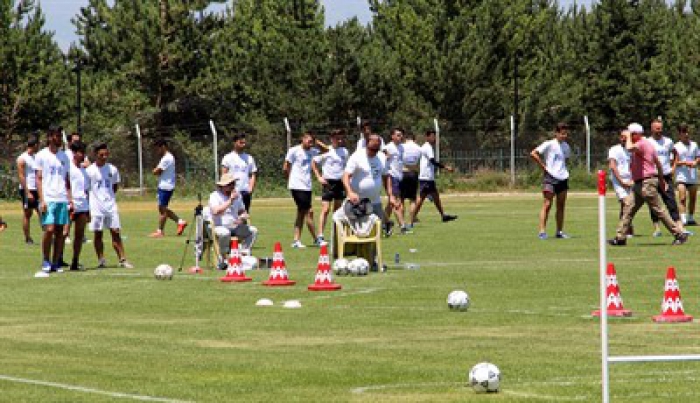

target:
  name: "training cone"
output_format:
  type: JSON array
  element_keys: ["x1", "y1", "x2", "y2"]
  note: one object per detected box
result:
[
  {"x1": 308, "y1": 244, "x2": 342, "y2": 291},
  {"x1": 592, "y1": 263, "x2": 633, "y2": 317},
  {"x1": 220, "y1": 238, "x2": 252, "y2": 283},
  {"x1": 262, "y1": 242, "x2": 296, "y2": 286},
  {"x1": 652, "y1": 267, "x2": 692, "y2": 323}
]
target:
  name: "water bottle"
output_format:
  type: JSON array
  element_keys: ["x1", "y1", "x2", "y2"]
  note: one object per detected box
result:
[{"x1": 394, "y1": 253, "x2": 400, "y2": 265}]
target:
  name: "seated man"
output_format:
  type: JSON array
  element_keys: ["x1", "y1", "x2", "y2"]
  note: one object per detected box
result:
[{"x1": 208, "y1": 173, "x2": 258, "y2": 268}]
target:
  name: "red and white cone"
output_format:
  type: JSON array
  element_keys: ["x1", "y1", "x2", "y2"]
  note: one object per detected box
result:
[
  {"x1": 652, "y1": 267, "x2": 692, "y2": 323},
  {"x1": 220, "y1": 238, "x2": 252, "y2": 283},
  {"x1": 308, "y1": 244, "x2": 341, "y2": 291},
  {"x1": 262, "y1": 242, "x2": 296, "y2": 286},
  {"x1": 592, "y1": 263, "x2": 632, "y2": 317}
]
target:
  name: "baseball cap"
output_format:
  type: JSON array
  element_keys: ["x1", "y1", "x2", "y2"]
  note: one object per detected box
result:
[
  {"x1": 216, "y1": 173, "x2": 237, "y2": 186},
  {"x1": 627, "y1": 123, "x2": 644, "y2": 134}
]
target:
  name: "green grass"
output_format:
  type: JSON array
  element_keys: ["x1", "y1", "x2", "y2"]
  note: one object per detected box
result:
[{"x1": 1, "y1": 194, "x2": 700, "y2": 402}]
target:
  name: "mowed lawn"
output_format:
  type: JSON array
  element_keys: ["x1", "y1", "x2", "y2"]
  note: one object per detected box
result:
[{"x1": 1, "y1": 194, "x2": 700, "y2": 402}]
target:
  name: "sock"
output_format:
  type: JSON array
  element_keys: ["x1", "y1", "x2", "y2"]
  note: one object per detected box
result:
[
  {"x1": 681, "y1": 214, "x2": 687, "y2": 224},
  {"x1": 178, "y1": 219, "x2": 185, "y2": 224}
]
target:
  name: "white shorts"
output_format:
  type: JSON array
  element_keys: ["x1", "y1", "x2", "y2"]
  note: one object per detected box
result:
[
  {"x1": 613, "y1": 185, "x2": 630, "y2": 201},
  {"x1": 73, "y1": 198, "x2": 90, "y2": 213},
  {"x1": 89, "y1": 212, "x2": 121, "y2": 231}
]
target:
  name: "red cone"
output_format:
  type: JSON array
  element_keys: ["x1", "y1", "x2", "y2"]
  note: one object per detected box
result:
[
  {"x1": 308, "y1": 244, "x2": 341, "y2": 291},
  {"x1": 220, "y1": 238, "x2": 252, "y2": 282},
  {"x1": 652, "y1": 267, "x2": 692, "y2": 323},
  {"x1": 262, "y1": 242, "x2": 296, "y2": 286},
  {"x1": 592, "y1": 263, "x2": 632, "y2": 317}
]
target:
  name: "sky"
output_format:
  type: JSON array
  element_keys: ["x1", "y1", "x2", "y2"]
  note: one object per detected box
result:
[{"x1": 40, "y1": 0, "x2": 595, "y2": 51}]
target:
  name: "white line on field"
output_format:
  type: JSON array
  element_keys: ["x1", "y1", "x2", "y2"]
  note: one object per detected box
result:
[
  {"x1": 0, "y1": 374, "x2": 193, "y2": 402},
  {"x1": 307, "y1": 287, "x2": 384, "y2": 301},
  {"x1": 351, "y1": 382, "x2": 589, "y2": 400}
]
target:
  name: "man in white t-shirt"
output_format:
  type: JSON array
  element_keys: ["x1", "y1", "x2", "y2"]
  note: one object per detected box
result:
[
  {"x1": 35, "y1": 125, "x2": 73, "y2": 274},
  {"x1": 382, "y1": 128, "x2": 408, "y2": 235},
  {"x1": 16, "y1": 134, "x2": 40, "y2": 245},
  {"x1": 221, "y1": 133, "x2": 258, "y2": 213},
  {"x1": 312, "y1": 129, "x2": 348, "y2": 245},
  {"x1": 149, "y1": 139, "x2": 186, "y2": 238},
  {"x1": 530, "y1": 122, "x2": 571, "y2": 240},
  {"x1": 410, "y1": 129, "x2": 457, "y2": 226},
  {"x1": 208, "y1": 173, "x2": 258, "y2": 267},
  {"x1": 67, "y1": 141, "x2": 91, "y2": 271},
  {"x1": 86, "y1": 143, "x2": 134, "y2": 269},
  {"x1": 284, "y1": 132, "x2": 320, "y2": 248},
  {"x1": 674, "y1": 124, "x2": 700, "y2": 226},
  {"x1": 356, "y1": 121, "x2": 385, "y2": 152},
  {"x1": 62, "y1": 132, "x2": 90, "y2": 247},
  {"x1": 400, "y1": 132, "x2": 422, "y2": 227},
  {"x1": 609, "y1": 130, "x2": 634, "y2": 237}
]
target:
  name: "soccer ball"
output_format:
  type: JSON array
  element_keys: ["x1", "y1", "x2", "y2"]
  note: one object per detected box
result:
[
  {"x1": 469, "y1": 362, "x2": 501, "y2": 393},
  {"x1": 333, "y1": 258, "x2": 350, "y2": 276},
  {"x1": 447, "y1": 290, "x2": 470, "y2": 311},
  {"x1": 348, "y1": 258, "x2": 369, "y2": 276},
  {"x1": 154, "y1": 264, "x2": 174, "y2": 280},
  {"x1": 241, "y1": 256, "x2": 258, "y2": 271}
]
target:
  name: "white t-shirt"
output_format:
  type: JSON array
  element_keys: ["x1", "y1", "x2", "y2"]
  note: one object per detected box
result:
[
  {"x1": 535, "y1": 139, "x2": 571, "y2": 180},
  {"x1": 674, "y1": 141, "x2": 699, "y2": 184},
  {"x1": 608, "y1": 144, "x2": 632, "y2": 197},
  {"x1": 157, "y1": 152, "x2": 177, "y2": 191},
  {"x1": 419, "y1": 143, "x2": 436, "y2": 181},
  {"x1": 208, "y1": 190, "x2": 245, "y2": 228},
  {"x1": 17, "y1": 151, "x2": 37, "y2": 190},
  {"x1": 344, "y1": 151, "x2": 388, "y2": 204},
  {"x1": 69, "y1": 163, "x2": 90, "y2": 213},
  {"x1": 402, "y1": 141, "x2": 422, "y2": 170},
  {"x1": 86, "y1": 163, "x2": 120, "y2": 216},
  {"x1": 34, "y1": 148, "x2": 70, "y2": 203},
  {"x1": 314, "y1": 146, "x2": 348, "y2": 180},
  {"x1": 221, "y1": 151, "x2": 257, "y2": 192},
  {"x1": 648, "y1": 136, "x2": 674, "y2": 175},
  {"x1": 384, "y1": 142, "x2": 404, "y2": 180},
  {"x1": 356, "y1": 136, "x2": 386, "y2": 152},
  {"x1": 285, "y1": 145, "x2": 319, "y2": 191}
]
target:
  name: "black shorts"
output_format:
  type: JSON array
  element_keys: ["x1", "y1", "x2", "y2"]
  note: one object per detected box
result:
[
  {"x1": 19, "y1": 189, "x2": 39, "y2": 210},
  {"x1": 419, "y1": 180, "x2": 438, "y2": 196},
  {"x1": 400, "y1": 171, "x2": 419, "y2": 200},
  {"x1": 542, "y1": 173, "x2": 569, "y2": 195},
  {"x1": 241, "y1": 191, "x2": 252, "y2": 212},
  {"x1": 321, "y1": 179, "x2": 345, "y2": 202},
  {"x1": 291, "y1": 190, "x2": 313, "y2": 211}
]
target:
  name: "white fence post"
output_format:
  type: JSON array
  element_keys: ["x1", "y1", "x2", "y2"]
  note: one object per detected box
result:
[
  {"x1": 433, "y1": 118, "x2": 440, "y2": 163},
  {"x1": 209, "y1": 120, "x2": 219, "y2": 183},
  {"x1": 597, "y1": 171, "x2": 609, "y2": 403},
  {"x1": 510, "y1": 115, "x2": 516, "y2": 185},
  {"x1": 135, "y1": 124, "x2": 144, "y2": 195},
  {"x1": 585, "y1": 116, "x2": 591, "y2": 174},
  {"x1": 284, "y1": 117, "x2": 292, "y2": 150}
]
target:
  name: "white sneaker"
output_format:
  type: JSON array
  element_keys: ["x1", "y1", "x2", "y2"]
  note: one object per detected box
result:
[
  {"x1": 65, "y1": 237, "x2": 72, "y2": 245},
  {"x1": 315, "y1": 236, "x2": 328, "y2": 246},
  {"x1": 652, "y1": 230, "x2": 663, "y2": 238},
  {"x1": 119, "y1": 259, "x2": 134, "y2": 269},
  {"x1": 97, "y1": 258, "x2": 107, "y2": 269},
  {"x1": 291, "y1": 240, "x2": 306, "y2": 249}
]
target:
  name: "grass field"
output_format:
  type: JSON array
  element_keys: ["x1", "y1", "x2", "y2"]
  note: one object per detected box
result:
[{"x1": 1, "y1": 193, "x2": 700, "y2": 402}]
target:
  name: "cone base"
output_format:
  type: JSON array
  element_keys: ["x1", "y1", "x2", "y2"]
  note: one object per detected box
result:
[
  {"x1": 652, "y1": 314, "x2": 693, "y2": 323},
  {"x1": 188, "y1": 267, "x2": 203, "y2": 274},
  {"x1": 592, "y1": 309, "x2": 633, "y2": 317},
  {"x1": 308, "y1": 283, "x2": 342, "y2": 291},
  {"x1": 263, "y1": 279, "x2": 296, "y2": 286},
  {"x1": 220, "y1": 275, "x2": 252, "y2": 283}
]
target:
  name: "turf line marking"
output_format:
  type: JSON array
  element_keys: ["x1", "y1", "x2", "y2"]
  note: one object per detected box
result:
[
  {"x1": 308, "y1": 287, "x2": 384, "y2": 301},
  {"x1": 0, "y1": 375, "x2": 193, "y2": 403},
  {"x1": 351, "y1": 382, "x2": 588, "y2": 400}
]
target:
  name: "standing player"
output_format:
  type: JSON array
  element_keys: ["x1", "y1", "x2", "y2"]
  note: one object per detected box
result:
[
  {"x1": 410, "y1": 129, "x2": 457, "y2": 226},
  {"x1": 149, "y1": 139, "x2": 186, "y2": 238},
  {"x1": 609, "y1": 130, "x2": 634, "y2": 237},
  {"x1": 221, "y1": 133, "x2": 258, "y2": 212},
  {"x1": 400, "y1": 132, "x2": 422, "y2": 230},
  {"x1": 674, "y1": 124, "x2": 699, "y2": 226},
  {"x1": 356, "y1": 121, "x2": 385, "y2": 152},
  {"x1": 284, "y1": 132, "x2": 320, "y2": 248},
  {"x1": 62, "y1": 132, "x2": 89, "y2": 247},
  {"x1": 67, "y1": 141, "x2": 90, "y2": 271},
  {"x1": 312, "y1": 129, "x2": 348, "y2": 245},
  {"x1": 34, "y1": 125, "x2": 72, "y2": 274},
  {"x1": 17, "y1": 134, "x2": 40, "y2": 245},
  {"x1": 648, "y1": 119, "x2": 686, "y2": 236},
  {"x1": 382, "y1": 128, "x2": 407, "y2": 235},
  {"x1": 86, "y1": 143, "x2": 134, "y2": 268},
  {"x1": 530, "y1": 123, "x2": 571, "y2": 239},
  {"x1": 609, "y1": 124, "x2": 688, "y2": 246}
]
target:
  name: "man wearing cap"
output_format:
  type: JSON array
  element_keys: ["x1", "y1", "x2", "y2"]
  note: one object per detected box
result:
[
  {"x1": 208, "y1": 173, "x2": 258, "y2": 265},
  {"x1": 609, "y1": 124, "x2": 688, "y2": 246}
]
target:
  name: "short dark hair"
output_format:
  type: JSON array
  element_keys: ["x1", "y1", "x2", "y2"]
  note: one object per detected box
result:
[
  {"x1": 555, "y1": 122, "x2": 569, "y2": 133},
  {"x1": 48, "y1": 124, "x2": 63, "y2": 134},
  {"x1": 330, "y1": 129, "x2": 345, "y2": 137},
  {"x1": 94, "y1": 143, "x2": 108, "y2": 153},
  {"x1": 391, "y1": 127, "x2": 404, "y2": 136},
  {"x1": 70, "y1": 140, "x2": 86, "y2": 153},
  {"x1": 232, "y1": 133, "x2": 246, "y2": 142},
  {"x1": 361, "y1": 121, "x2": 372, "y2": 130},
  {"x1": 154, "y1": 139, "x2": 168, "y2": 148},
  {"x1": 302, "y1": 131, "x2": 315, "y2": 140},
  {"x1": 678, "y1": 124, "x2": 690, "y2": 134},
  {"x1": 425, "y1": 129, "x2": 436, "y2": 137},
  {"x1": 27, "y1": 134, "x2": 39, "y2": 147}
]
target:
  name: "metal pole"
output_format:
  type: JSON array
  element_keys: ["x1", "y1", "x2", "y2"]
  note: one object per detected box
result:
[
  {"x1": 284, "y1": 117, "x2": 292, "y2": 150},
  {"x1": 510, "y1": 116, "x2": 516, "y2": 186},
  {"x1": 209, "y1": 120, "x2": 219, "y2": 183},
  {"x1": 135, "y1": 124, "x2": 144, "y2": 195},
  {"x1": 433, "y1": 118, "x2": 440, "y2": 162},
  {"x1": 513, "y1": 51, "x2": 519, "y2": 176},
  {"x1": 61, "y1": 130, "x2": 69, "y2": 151},
  {"x1": 598, "y1": 170, "x2": 609, "y2": 403},
  {"x1": 76, "y1": 59, "x2": 82, "y2": 134},
  {"x1": 585, "y1": 116, "x2": 591, "y2": 175}
]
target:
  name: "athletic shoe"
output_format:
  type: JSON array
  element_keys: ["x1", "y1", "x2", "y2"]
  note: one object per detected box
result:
[
  {"x1": 291, "y1": 240, "x2": 306, "y2": 249},
  {"x1": 69, "y1": 263, "x2": 84, "y2": 271},
  {"x1": 608, "y1": 238, "x2": 627, "y2": 246},
  {"x1": 383, "y1": 221, "x2": 395, "y2": 237},
  {"x1": 148, "y1": 231, "x2": 164, "y2": 238},
  {"x1": 687, "y1": 219, "x2": 697, "y2": 226},
  {"x1": 683, "y1": 229, "x2": 695, "y2": 236},
  {"x1": 58, "y1": 260, "x2": 69, "y2": 268},
  {"x1": 50, "y1": 264, "x2": 64, "y2": 273},
  {"x1": 41, "y1": 260, "x2": 52, "y2": 273},
  {"x1": 400, "y1": 226, "x2": 414, "y2": 235},
  {"x1": 314, "y1": 236, "x2": 328, "y2": 247},
  {"x1": 177, "y1": 221, "x2": 188, "y2": 236},
  {"x1": 217, "y1": 261, "x2": 228, "y2": 271},
  {"x1": 555, "y1": 231, "x2": 571, "y2": 239},
  {"x1": 97, "y1": 258, "x2": 107, "y2": 269},
  {"x1": 538, "y1": 232, "x2": 548, "y2": 240},
  {"x1": 672, "y1": 233, "x2": 689, "y2": 246},
  {"x1": 119, "y1": 259, "x2": 134, "y2": 269},
  {"x1": 442, "y1": 214, "x2": 458, "y2": 223},
  {"x1": 652, "y1": 230, "x2": 663, "y2": 237},
  {"x1": 25, "y1": 238, "x2": 35, "y2": 245},
  {"x1": 65, "y1": 237, "x2": 72, "y2": 245}
]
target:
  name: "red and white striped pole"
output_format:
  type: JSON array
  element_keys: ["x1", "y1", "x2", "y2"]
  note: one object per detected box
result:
[{"x1": 598, "y1": 170, "x2": 610, "y2": 403}]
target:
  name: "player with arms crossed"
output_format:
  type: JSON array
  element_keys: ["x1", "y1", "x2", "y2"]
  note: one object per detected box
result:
[
  {"x1": 673, "y1": 124, "x2": 699, "y2": 226},
  {"x1": 221, "y1": 133, "x2": 258, "y2": 212},
  {"x1": 312, "y1": 129, "x2": 348, "y2": 246}
]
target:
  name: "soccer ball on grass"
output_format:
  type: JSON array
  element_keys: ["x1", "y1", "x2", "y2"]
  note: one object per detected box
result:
[
  {"x1": 469, "y1": 362, "x2": 500, "y2": 393},
  {"x1": 154, "y1": 264, "x2": 174, "y2": 280},
  {"x1": 348, "y1": 258, "x2": 370, "y2": 276},
  {"x1": 447, "y1": 290, "x2": 470, "y2": 311},
  {"x1": 333, "y1": 258, "x2": 350, "y2": 276}
]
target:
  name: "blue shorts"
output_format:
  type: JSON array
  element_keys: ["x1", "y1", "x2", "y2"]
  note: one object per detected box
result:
[
  {"x1": 390, "y1": 176, "x2": 401, "y2": 199},
  {"x1": 42, "y1": 202, "x2": 69, "y2": 226},
  {"x1": 157, "y1": 189, "x2": 174, "y2": 207}
]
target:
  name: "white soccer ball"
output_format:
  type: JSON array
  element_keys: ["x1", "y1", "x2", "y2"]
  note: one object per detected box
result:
[
  {"x1": 348, "y1": 258, "x2": 370, "y2": 276},
  {"x1": 241, "y1": 256, "x2": 258, "y2": 271},
  {"x1": 154, "y1": 264, "x2": 174, "y2": 280},
  {"x1": 333, "y1": 258, "x2": 350, "y2": 276},
  {"x1": 447, "y1": 290, "x2": 470, "y2": 311},
  {"x1": 469, "y1": 362, "x2": 501, "y2": 393}
]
